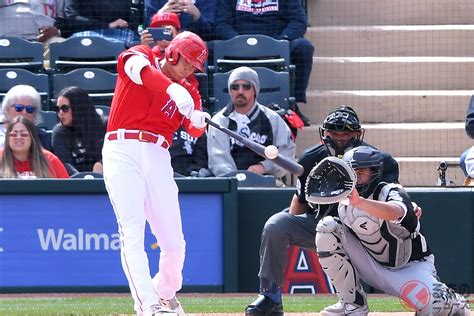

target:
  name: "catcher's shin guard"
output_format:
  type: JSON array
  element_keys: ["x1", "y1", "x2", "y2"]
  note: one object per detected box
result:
[{"x1": 316, "y1": 216, "x2": 366, "y2": 307}]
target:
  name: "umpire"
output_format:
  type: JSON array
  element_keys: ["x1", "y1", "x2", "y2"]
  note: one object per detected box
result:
[{"x1": 245, "y1": 106, "x2": 400, "y2": 315}]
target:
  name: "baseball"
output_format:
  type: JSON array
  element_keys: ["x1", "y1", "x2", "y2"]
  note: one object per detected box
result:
[{"x1": 264, "y1": 145, "x2": 279, "y2": 159}]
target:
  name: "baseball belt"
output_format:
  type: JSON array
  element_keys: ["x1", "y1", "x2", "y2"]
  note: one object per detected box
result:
[{"x1": 107, "y1": 130, "x2": 170, "y2": 149}]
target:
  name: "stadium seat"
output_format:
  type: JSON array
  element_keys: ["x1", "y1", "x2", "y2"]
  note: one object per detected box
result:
[
  {"x1": 70, "y1": 172, "x2": 104, "y2": 179},
  {"x1": 95, "y1": 105, "x2": 111, "y2": 118},
  {"x1": 222, "y1": 170, "x2": 276, "y2": 187},
  {"x1": 37, "y1": 110, "x2": 58, "y2": 130},
  {"x1": 194, "y1": 72, "x2": 209, "y2": 110},
  {"x1": 0, "y1": 36, "x2": 44, "y2": 72},
  {"x1": 211, "y1": 67, "x2": 294, "y2": 112},
  {"x1": 49, "y1": 37, "x2": 125, "y2": 73},
  {"x1": 52, "y1": 68, "x2": 117, "y2": 108},
  {"x1": 211, "y1": 34, "x2": 292, "y2": 73},
  {"x1": 209, "y1": 35, "x2": 296, "y2": 101},
  {"x1": 0, "y1": 68, "x2": 50, "y2": 110}
]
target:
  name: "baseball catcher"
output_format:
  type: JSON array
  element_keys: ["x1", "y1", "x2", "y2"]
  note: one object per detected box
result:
[{"x1": 315, "y1": 146, "x2": 470, "y2": 315}]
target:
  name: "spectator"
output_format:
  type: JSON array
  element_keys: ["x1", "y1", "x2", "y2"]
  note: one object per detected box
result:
[
  {"x1": 0, "y1": 85, "x2": 52, "y2": 151},
  {"x1": 460, "y1": 96, "x2": 474, "y2": 177},
  {"x1": 170, "y1": 126, "x2": 210, "y2": 176},
  {"x1": 214, "y1": 0, "x2": 314, "y2": 126},
  {"x1": 0, "y1": 0, "x2": 68, "y2": 63},
  {"x1": 141, "y1": 12, "x2": 181, "y2": 54},
  {"x1": 145, "y1": 0, "x2": 216, "y2": 41},
  {"x1": 64, "y1": 0, "x2": 140, "y2": 47},
  {"x1": 0, "y1": 116, "x2": 68, "y2": 179},
  {"x1": 51, "y1": 86, "x2": 107, "y2": 174},
  {"x1": 207, "y1": 66, "x2": 295, "y2": 178},
  {"x1": 244, "y1": 106, "x2": 400, "y2": 315},
  {"x1": 315, "y1": 146, "x2": 469, "y2": 315}
]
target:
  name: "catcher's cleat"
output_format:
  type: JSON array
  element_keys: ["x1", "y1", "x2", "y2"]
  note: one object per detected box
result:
[
  {"x1": 160, "y1": 297, "x2": 185, "y2": 316},
  {"x1": 245, "y1": 294, "x2": 284, "y2": 316},
  {"x1": 320, "y1": 301, "x2": 369, "y2": 316}
]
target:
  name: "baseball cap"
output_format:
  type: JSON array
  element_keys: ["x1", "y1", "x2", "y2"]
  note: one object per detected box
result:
[{"x1": 150, "y1": 12, "x2": 181, "y2": 30}]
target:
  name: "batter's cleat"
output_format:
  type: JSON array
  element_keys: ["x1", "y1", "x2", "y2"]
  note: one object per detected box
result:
[
  {"x1": 141, "y1": 304, "x2": 177, "y2": 316},
  {"x1": 160, "y1": 297, "x2": 185, "y2": 316},
  {"x1": 245, "y1": 294, "x2": 284, "y2": 316},
  {"x1": 320, "y1": 301, "x2": 369, "y2": 316}
]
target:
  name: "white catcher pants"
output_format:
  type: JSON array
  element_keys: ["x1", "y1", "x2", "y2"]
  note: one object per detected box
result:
[{"x1": 102, "y1": 131, "x2": 185, "y2": 314}]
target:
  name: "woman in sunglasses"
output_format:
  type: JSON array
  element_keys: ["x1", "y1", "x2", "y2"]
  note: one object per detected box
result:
[
  {"x1": 51, "y1": 86, "x2": 107, "y2": 174},
  {"x1": 0, "y1": 85, "x2": 51, "y2": 150},
  {"x1": 0, "y1": 116, "x2": 68, "y2": 179}
]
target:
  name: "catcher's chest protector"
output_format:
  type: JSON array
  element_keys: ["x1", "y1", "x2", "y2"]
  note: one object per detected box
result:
[{"x1": 338, "y1": 185, "x2": 413, "y2": 268}]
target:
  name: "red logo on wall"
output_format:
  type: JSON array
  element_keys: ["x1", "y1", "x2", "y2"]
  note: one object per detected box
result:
[
  {"x1": 400, "y1": 280, "x2": 430, "y2": 311},
  {"x1": 282, "y1": 246, "x2": 333, "y2": 294}
]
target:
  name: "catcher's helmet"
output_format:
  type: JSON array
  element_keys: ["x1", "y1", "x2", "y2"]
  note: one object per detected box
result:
[
  {"x1": 343, "y1": 146, "x2": 384, "y2": 198},
  {"x1": 319, "y1": 105, "x2": 365, "y2": 156},
  {"x1": 165, "y1": 31, "x2": 208, "y2": 72}
]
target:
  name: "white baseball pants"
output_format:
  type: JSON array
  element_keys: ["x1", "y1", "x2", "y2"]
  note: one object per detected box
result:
[{"x1": 102, "y1": 131, "x2": 185, "y2": 314}]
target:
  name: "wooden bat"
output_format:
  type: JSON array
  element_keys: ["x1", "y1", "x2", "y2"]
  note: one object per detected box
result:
[{"x1": 206, "y1": 118, "x2": 304, "y2": 176}]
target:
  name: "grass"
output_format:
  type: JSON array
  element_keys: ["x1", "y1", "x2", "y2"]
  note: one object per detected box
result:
[{"x1": 0, "y1": 294, "x2": 412, "y2": 315}]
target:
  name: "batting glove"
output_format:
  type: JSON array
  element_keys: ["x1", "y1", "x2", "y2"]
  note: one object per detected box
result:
[
  {"x1": 166, "y1": 83, "x2": 194, "y2": 118},
  {"x1": 190, "y1": 110, "x2": 211, "y2": 129}
]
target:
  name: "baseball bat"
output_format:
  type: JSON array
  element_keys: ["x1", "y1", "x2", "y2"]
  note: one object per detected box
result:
[{"x1": 206, "y1": 118, "x2": 304, "y2": 176}]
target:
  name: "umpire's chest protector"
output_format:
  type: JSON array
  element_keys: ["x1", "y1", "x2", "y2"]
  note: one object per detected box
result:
[{"x1": 338, "y1": 185, "x2": 413, "y2": 268}]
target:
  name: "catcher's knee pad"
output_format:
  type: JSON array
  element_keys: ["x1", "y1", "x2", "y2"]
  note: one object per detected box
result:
[
  {"x1": 417, "y1": 283, "x2": 470, "y2": 316},
  {"x1": 315, "y1": 216, "x2": 343, "y2": 252},
  {"x1": 316, "y1": 217, "x2": 362, "y2": 305}
]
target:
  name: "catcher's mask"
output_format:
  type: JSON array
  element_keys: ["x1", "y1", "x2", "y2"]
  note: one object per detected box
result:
[
  {"x1": 343, "y1": 146, "x2": 384, "y2": 198},
  {"x1": 319, "y1": 105, "x2": 365, "y2": 156}
]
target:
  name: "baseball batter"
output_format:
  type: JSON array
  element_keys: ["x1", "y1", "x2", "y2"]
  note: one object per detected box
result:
[
  {"x1": 102, "y1": 31, "x2": 209, "y2": 316},
  {"x1": 315, "y1": 146, "x2": 470, "y2": 315}
]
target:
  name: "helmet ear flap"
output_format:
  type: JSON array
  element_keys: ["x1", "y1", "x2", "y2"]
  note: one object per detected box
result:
[{"x1": 165, "y1": 46, "x2": 179, "y2": 65}]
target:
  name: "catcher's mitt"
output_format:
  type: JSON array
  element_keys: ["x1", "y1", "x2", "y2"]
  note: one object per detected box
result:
[{"x1": 305, "y1": 156, "x2": 356, "y2": 205}]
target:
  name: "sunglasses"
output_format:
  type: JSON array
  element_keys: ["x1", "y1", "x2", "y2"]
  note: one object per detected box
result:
[
  {"x1": 9, "y1": 131, "x2": 30, "y2": 138},
  {"x1": 56, "y1": 104, "x2": 71, "y2": 113},
  {"x1": 11, "y1": 104, "x2": 36, "y2": 114},
  {"x1": 230, "y1": 83, "x2": 252, "y2": 91}
]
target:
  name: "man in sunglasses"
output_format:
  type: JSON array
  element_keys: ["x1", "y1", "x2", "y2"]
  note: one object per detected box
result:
[
  {"x1": 207, "y1": 66, "x2": 296, "y2": 179},
  {"x1": 0, "y1": 85, "x2": 52, "y2": 151}
]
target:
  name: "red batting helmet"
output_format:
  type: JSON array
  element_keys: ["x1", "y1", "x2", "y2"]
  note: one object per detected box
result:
[
  {"x1": 150, "y1": 12, "x2": 181, "y2": 30},
  {"x1": 165, "y1": 31, "x2": 208, "y2": 72}
]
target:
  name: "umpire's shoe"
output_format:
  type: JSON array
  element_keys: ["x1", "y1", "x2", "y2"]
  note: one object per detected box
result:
[{"x1": 245, "y1": 294, "x2": 283, "y2": 316}]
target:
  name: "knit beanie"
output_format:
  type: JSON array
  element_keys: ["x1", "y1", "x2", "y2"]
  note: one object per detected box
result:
[{"x1": 227, "y1": 66, "x2": 260, "y2": 98}]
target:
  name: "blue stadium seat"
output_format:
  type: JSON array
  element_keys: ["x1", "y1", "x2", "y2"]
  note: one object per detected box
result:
[
  {"x1": 95, "y1": 105, "x2": 111, "y2": 118},
  {"x1": 37, "y1": 110, "x2": 58, "y2": 130},
  {"x1": 209, "y1": 35, "x2": 296, "y2": 101},
  {"x1": 0, "y1": 36, "x2": 44, "y2": 72},
  {"x1": 194, "y1": 72, "x2": 209, "y2": 110},
  {"x1": 70, "y1": 172, "x2": 104, "y2": 179},
  {"x1": 211, "y1": 34, "x2": 292, "y2": 73},
  {"x1": 49, "y1": 37, "x2": 125, "y2": 73},
  {"x1": 0, "y1": 68, "x2": 50, "y2": 110},
  {"x1": 222, "y1": 170, "x2": 276, "y2": 187},
  {"x1": 52, "y1": 68, "x2": 117, "y2": 108}
]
